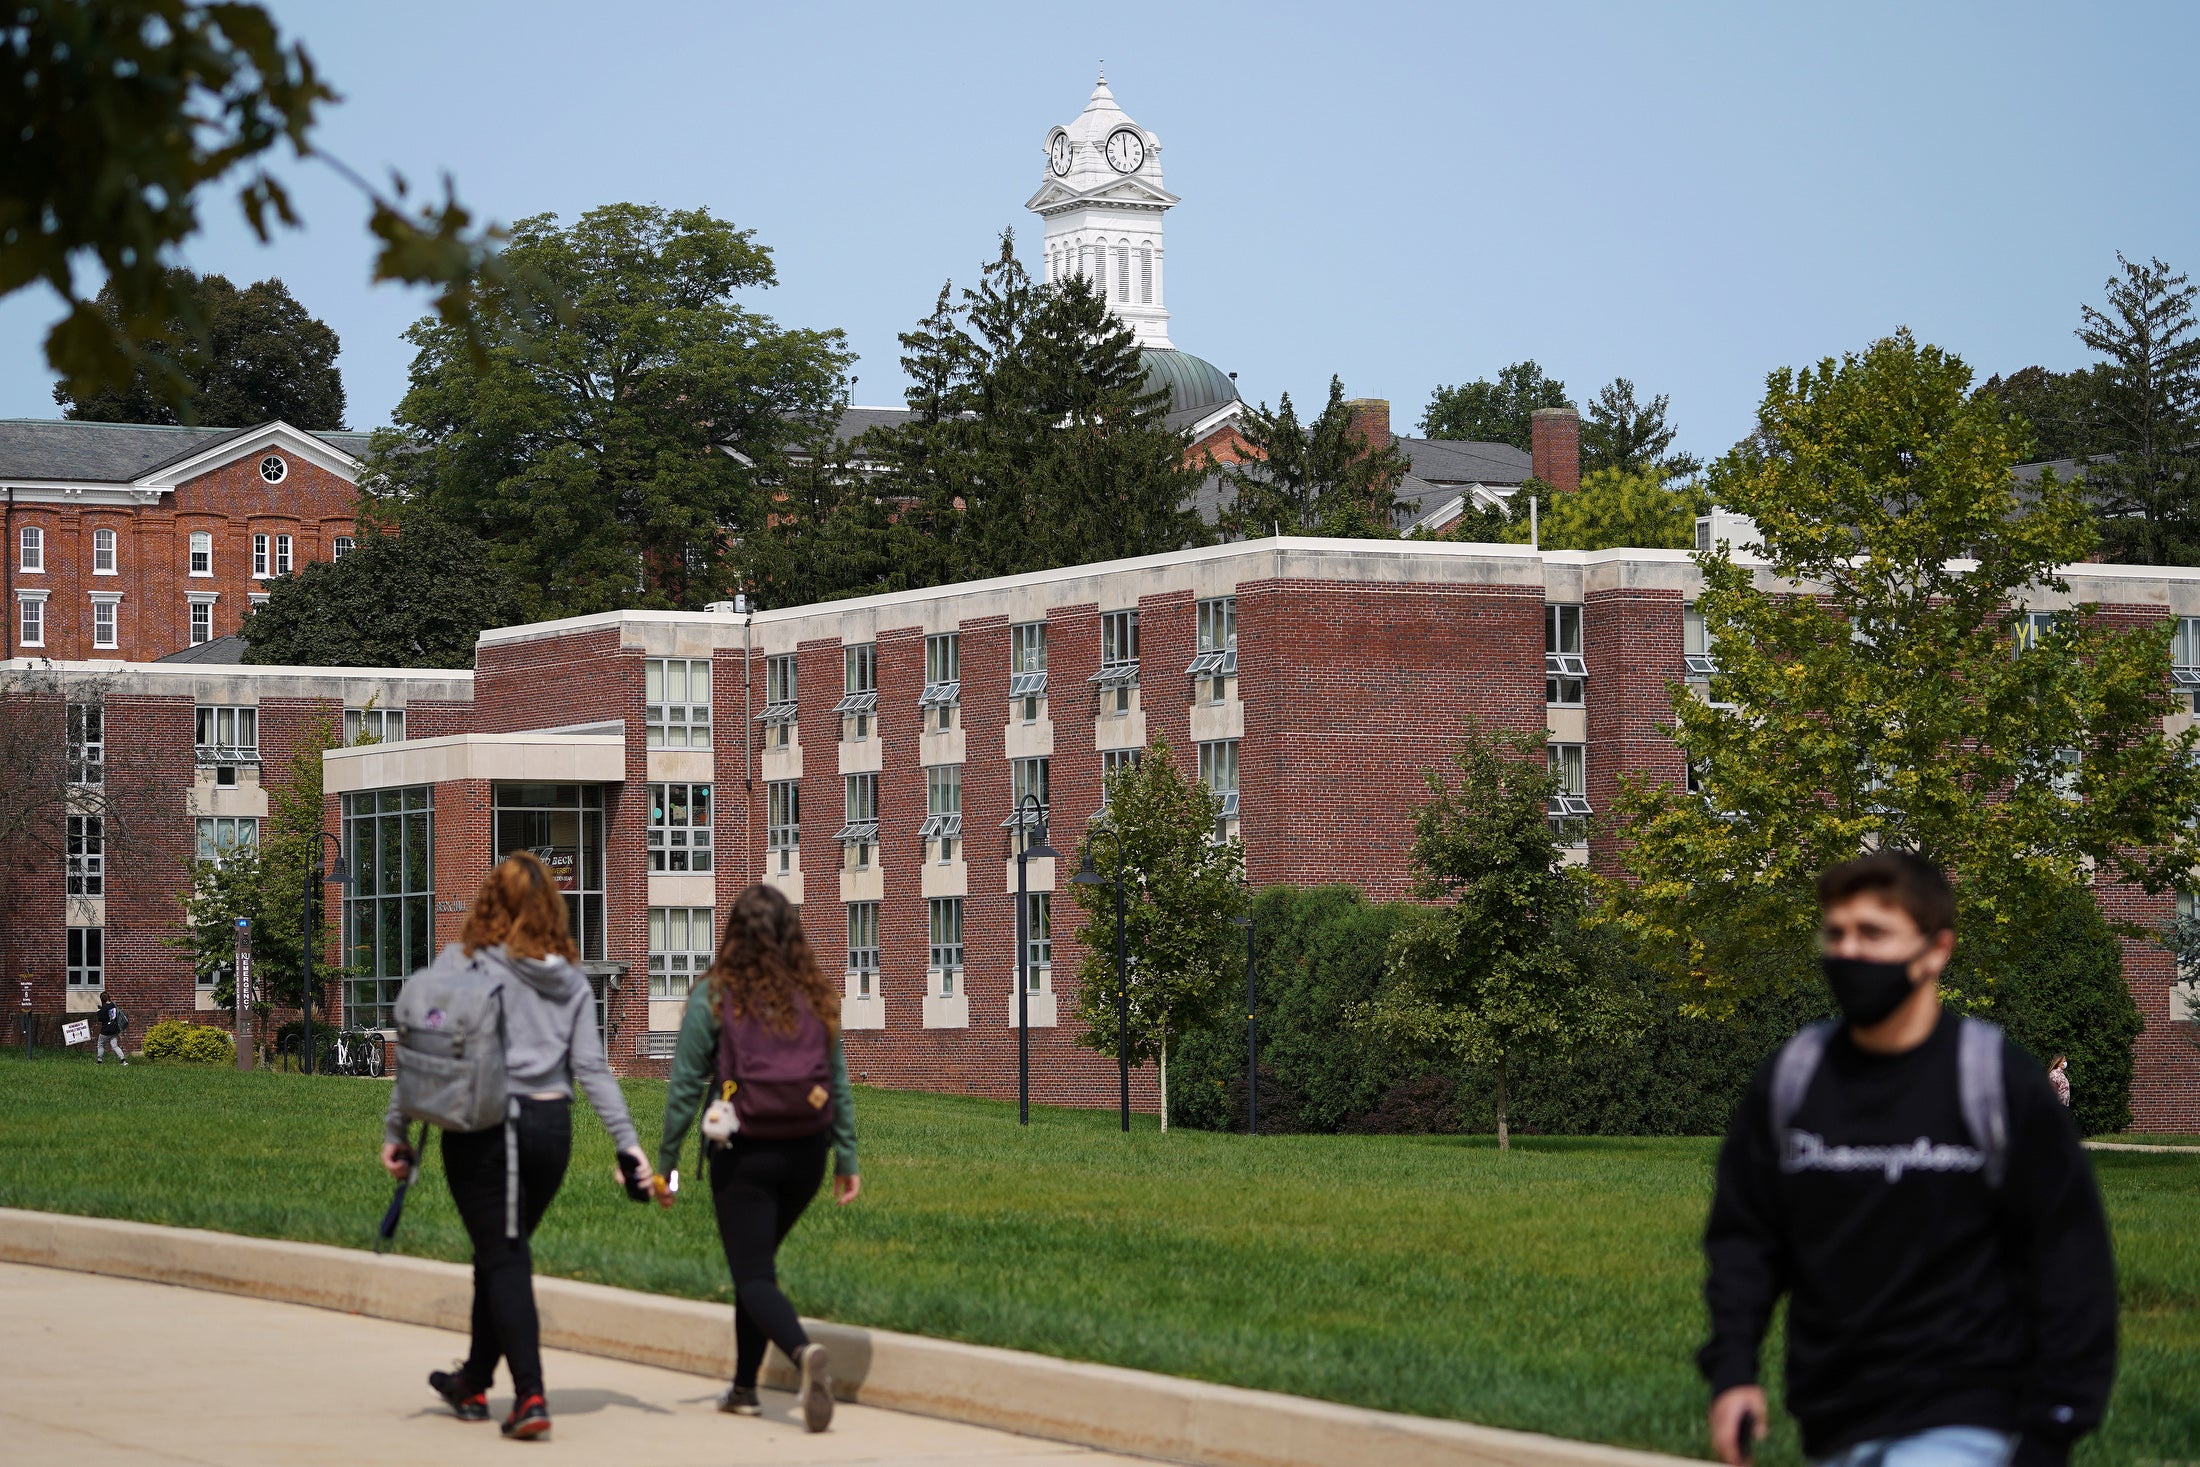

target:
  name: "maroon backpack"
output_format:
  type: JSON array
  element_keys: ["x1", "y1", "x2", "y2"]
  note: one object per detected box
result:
[{"x1": 715, "y1": 987, "x2": 835, "y2": 1139}]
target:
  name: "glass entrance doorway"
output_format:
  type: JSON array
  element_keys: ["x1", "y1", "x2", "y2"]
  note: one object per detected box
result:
[{"x1": 491, "y1": 784, "x2": 607, "y2": 962}]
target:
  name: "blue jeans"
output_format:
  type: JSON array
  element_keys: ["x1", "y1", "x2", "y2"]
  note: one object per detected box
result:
[{"x1": 1814, "y1": 1427, "x2": 2018, "y2": 1467}]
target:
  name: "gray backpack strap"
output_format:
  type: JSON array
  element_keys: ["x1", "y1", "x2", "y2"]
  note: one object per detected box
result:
[
  {"x1": 1769, "y1": 1020, "x2": 1837, "y2": 1140},
  {"x1": 1957, "y1": 1016, "x2": 2009, "y2": 1189}
]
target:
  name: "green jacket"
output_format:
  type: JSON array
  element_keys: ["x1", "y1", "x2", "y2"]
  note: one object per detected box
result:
[{"x1": 658, "y1": 982, "x2": 858, "y2": 1179}]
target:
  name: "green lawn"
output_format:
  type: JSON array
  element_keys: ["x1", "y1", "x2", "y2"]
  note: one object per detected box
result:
[{"x1": 2, "y1": 1053, "x2": 2194, "y2": 1463}]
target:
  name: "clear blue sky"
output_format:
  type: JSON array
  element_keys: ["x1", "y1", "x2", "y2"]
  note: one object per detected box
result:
[{"x1": 4, "y1": 1, "x2": 2195, "y2": 462}]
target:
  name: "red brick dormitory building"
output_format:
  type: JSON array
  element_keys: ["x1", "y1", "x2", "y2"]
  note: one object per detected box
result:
[{"x1": 9, "y1": 534, "x2": 2200, "y2": 1130}]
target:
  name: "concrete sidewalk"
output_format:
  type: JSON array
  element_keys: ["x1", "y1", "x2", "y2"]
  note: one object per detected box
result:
[{"x1": 0, "y1": 1261, "x2": 1149, "y2": 1466}]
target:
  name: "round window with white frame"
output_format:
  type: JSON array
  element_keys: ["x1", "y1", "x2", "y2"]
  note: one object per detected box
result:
[{"x1": 259, "y1": 454, "x2": 287, "y2": 484}]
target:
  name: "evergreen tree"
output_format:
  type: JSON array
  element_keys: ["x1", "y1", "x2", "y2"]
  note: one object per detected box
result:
[
  {"x1": 242, "y1": 519, "x2": 520, "y2": 669},
  {"x1": 1419, "y1": 361, "x2": 1570, "y2": 448},
  {"x1": 1580, "y1": 377, "x2": 1700, "y2": 480},
  {"x1": 2076, "y1": 254, "x2": 2200, "y2": 565},
  {"x1": 1975, "y1": 365, "x2": 2111, "y2": 463},
  {"x1": 1219, "y1": 376, "x2": 1411, "y2": 538}
]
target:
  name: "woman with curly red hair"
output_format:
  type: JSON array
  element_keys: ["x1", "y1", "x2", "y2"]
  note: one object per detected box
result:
[{"x1": 659, "y1": 882, "x2": 859, "y2": 1432}]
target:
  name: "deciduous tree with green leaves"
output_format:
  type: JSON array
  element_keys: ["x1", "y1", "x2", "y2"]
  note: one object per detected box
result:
[
  {"x1": 241, "y1": 519, "x2": 520, "y2": 668},
  {"x1": 1360, "y1": 723, "x2": 1636, "y2": 1149},
  {"x1": 1419, "y1": 361, "x2": 1570, "y2": 449},
  {"x1": 1068, "y1": 737, "x2": 1245, "y2": 1131},
  {"x1": 1609, "y1": 329, "x2": 2200, "y2": 1015},
  {"x1": 1497, "y1": 467, "x2": 1708, "y2": 552},
  {"x1": 1218, "y1": 376, "x2": 1410, "y2": 538}
]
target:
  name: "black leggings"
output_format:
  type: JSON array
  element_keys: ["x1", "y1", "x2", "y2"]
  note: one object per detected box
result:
[
  {"x1": 442, "y1": 1097, "x2": 571, "y2": 1398},
  {"x1": 709, "y1": 1131, "x2": 830, "y2": 1387}
]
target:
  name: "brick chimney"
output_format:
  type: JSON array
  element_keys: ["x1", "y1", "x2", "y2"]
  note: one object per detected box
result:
[
  {"x1": 1343, "y1": 398, "x2": 1392, "y2": 458},
  {"x1": 1531, "y1": 407, "x2": 1581, "y2": 493}
]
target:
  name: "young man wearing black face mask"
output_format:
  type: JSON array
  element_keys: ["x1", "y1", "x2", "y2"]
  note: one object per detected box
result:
[{"x1": 1700, "y1": 852, "x2": 2115, "y2": 1467}]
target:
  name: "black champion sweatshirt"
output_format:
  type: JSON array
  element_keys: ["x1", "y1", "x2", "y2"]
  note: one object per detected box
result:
[{"x1": 1698, "y1": 1012, "x2": 2116, "y2": 1465}]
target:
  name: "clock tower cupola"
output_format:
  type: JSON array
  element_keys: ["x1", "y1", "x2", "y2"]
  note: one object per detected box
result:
[{"x1": 1026, "y1": 71, "x2": 1177, "y2": 349}]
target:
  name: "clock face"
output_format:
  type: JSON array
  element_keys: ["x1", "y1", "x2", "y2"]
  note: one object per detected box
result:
[
  {"x1": 1049, "y1": 132, "x2": 1072, "y2": 177},
  {"x1": 1104, "y1": 128, "x2": 1145, "y2": 173}
]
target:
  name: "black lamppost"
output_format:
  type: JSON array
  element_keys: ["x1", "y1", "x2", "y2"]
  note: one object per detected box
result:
[
  {"x1": 1071, "y1": 829, "x2": 1133, "y2": 1132},
  {"x1": 1233, "y1": 913, "x2": 1256, "y2": 1136},
  {"x1": 1011, "y1": 793, "x2": 1057, "y2": 1126},
  {"x1": 301, "y1": 830, "x2": 351, "y2": 1075}
]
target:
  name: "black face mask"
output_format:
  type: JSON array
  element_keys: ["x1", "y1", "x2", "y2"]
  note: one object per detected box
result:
[{"x1": 1820, "y1": 946, "x2": 1931, "y2": 1028}]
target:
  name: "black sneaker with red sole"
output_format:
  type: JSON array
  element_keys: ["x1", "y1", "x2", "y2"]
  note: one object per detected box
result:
[
  {"x1": 428, "y1": 1369, "x2": 489, "y2": 1422},
  {"x1": 502, "y1": 1393, "x2": 551, "y2": 1439}
]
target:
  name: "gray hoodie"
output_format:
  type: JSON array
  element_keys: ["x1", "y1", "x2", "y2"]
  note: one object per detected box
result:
[{"x1": 384, "y1": 943, "x2": 640, "y2": 1152}]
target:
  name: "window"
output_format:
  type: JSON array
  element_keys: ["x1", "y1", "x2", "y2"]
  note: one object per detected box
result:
[
  {"x1": 1199, "y1": 739, "x2": 1240, "y2": 832},
  {"x1": 767, "y1": 780, "x2": 801, "y2": 870},
  {"x1": 18, "y1": 525, "x2": 42, "y2": 571},
  {"x1": 1545, "y1": 604, "x2": 1585, "y2": 705},
  {"x1": 2014, "y1": 610, "x2": 2057, "y2": 656},
  {"x1": 1115, "y1": 244, "x2": 1129, "y2": 300},
  {"x1": 2173, "y1": 618, "x2": 2200, "y2": 708},
  {"x1": 920, "y1": 633, "x2": 961, "y2": 728},
  {"x1": 645, "y1": 657, "x2": 712, "y2": 749},
  {"x1": 837, "y1": 643, "x2": 877, "y2": 739},
  {"x1": 760, "y1": 653, "x2": 798, "y2": 747},
  {"x1": 18, "y1": 592, "x2": 44, "y2": 647},
  {"x1": 648, "y1": 906, "x2": 713, "y2": 1000},
  {"x1": 189, "y1": 531, "x2": 212, "y2": 575},
  {"x1": 921, "y1": 763, "x2": 962, "y2": 860},
  {"x1": 648, "y1": 783, "x2": 713, "y2": 872},
  {"x1": 259, "y1": 453, "x2": 287, "y2": 484},
  {"x1": 1139, "y1": 247, "x2": 1153, "y2": 304},
  {"x1": 91, "y1": 595, "x2": 119, "y2": 648},
  {"x1": 1010, "y1": 622, "x2": 1048, "y2": 720},
  {"x1": 1548, "y1": 743, "x2": 1590, "y2": 842},
  {"x1": 1683, "y1": 607, "x2": 1718, "y2": 678},
  {"x1": 195, "y1": 816, "x2": 260, "y2": 864},
  {"x1": 343, "y1": 787, "x2": 435, "y2": 1028},
  {"x1": 92, "y1": 528, "x2": 116, "y2": 573},
  {"x1": 344, "y1": 707, "x2": 406, "y2": 744},
  {"x1": 1005, "y1": 756, "x2": 1050, "y2": 847},
  {"x1": 254, "y1": 534, "x2": 269, "y2": 577},
  {"x1": 66, "y1": 927, "x2": 102, "y2": 990},
  {"x1": 67, "y1": 814, "x2": 103, "y2": 895},
  {"x1": 333, "y1": 535, "x2": 356, "y2": 560},
  {"x1": 274, "y1": 533, "x2": 292, "y2": 576},
  {"x1": 67, "y1": 703, "x2": 103, "y2": 786},
  {"x1": 189, "y1": 598, "x2": 212, "y2": 645},
  {"x1": 1100, "y1": 747, "x2": 1142, "y2": 806},
  {"x1": 1095, "y1": 609, "x2": 1140, "y2": 711},
  {"x1": 1190, "y1": 597, "x2": 1237, "y2": 699},
  {"x1": 196, "y1": 706, "x2": 260, "y2": 763},
  {"x1": 838, "y1": 773, "x2": 878, "y2": 868},
  {"x1": 1021, "y1": 892, "x2": 1052, "y2": 985},
  {"x1": 847, "y1": 902, "x2": 880, "y2": 997},
  {"x1": 929, "y1": 897, "x2": 964, "y2": 994},
  {"x1": 493, "y1": 783, "x2": 606, "y2": 961}
]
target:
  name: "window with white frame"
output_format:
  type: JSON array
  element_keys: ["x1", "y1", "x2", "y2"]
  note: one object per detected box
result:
[
  {"x1": 1546, "y1": 604, "x2": 1585, "y2": 706},
  {"x1": 1005, "y1": 756, "x2": 1050, "y2": 849},
  {"x1": 67, "y1": 814, "x2": 103, "y2": 895},
  {"x1": 1683, "y1": 607, "x2": 1718, "y2": 678},
  {"x1": 766, "y1": 780, "x2": 800, "y2": 871},
  {"x1": 837, "y1": 643, "x2": 877, "y2": 739},
  {"x1": 929, "y1": 896, "x2": 964, "y2": 995},
  {"x1": 759, "y1": 653, "x2": 798, "y2": 747},
  {"x1": 645, "y1": 658, "x2": 712, "y2": 748},
  {"x1": 1010, "y1": 622, "x2": 1048, "y2": 721},
  {"x1": 91, "y1": 594, "x2": 119, "y2": 648},
  {"x1": 195, "y1": 816, "x2": 261, "y2": 864},
  {"x1": 1190, "y1": 597, "x2": 1237, "y2": 701},
  {"x1": 847, "y1": 902, "x2": 880, "y2": 997},
  {"x1": 92, "y1": 527, "x2": 116, "y2": 573},
  {"x1": 18, "y1": 591, "x2": 45, "y2": 647},
  {"x1": 1199, "y1": 739, "x2": 1240, "y2": 833},
  {"x1": 196, "y1": 705, "x2": 259, "y2": 763},
  {"x1": 66, "y1": 927, "x2": 102, "y2": 989},
  {"x1": 1021, "y1": 892, "x2": 1051, "y2": 987},
  {"x1": 274, "y1": 533, "x2": 292, "y2": 576},
  {"x1": 1094, "y1": 609, "x2": 1140, "y2": 712},
  {"x1": 343, "y1": 706, "x2": 406, "y2": 744},
  {"x1": 333, "y1": 535, "x2": 356, "y2": 560},
  {"x1": 1548, "y1": 743, "x2": 1590, "y2": 842},
  {"x1": 648, "y1": 783, "x2": 713, "y2": 872},
  {"x1": 2173, "y1": 617, "x2": 2200, "y2": 710},
  {"x1": 2014, "y1": 610, "x2": 2058, "y2": 656},
  {"x1": 253, "y1": 534, "x2": 270, "y2": 577},
  {"x1": 19, "y1": 525, "x2": 44, "y2": 571},
  {"x1": 648, "y1": 906, "x2": 713, "y2": 999},
  {"x1": 188, "y1": 531, "x2": 212, "y2": 575},
  {"x1": 1100, "y1": 747, "x2": 1142, "y2": 806},
  {"x1": 921, "y1": 763, "x2": 962, "y2": 861},
  {"x1": 838, "y1": 773, "x2": 878, "y2": 868},
  {"x1": 68, "y1": 703, "x2": 103, "y2": 786},
  {"x1": 920, "y1": 632, "x2": 961, "y2": 729},
  {"x1": 188, "y1": 597, "x2": 213, "y2": 645}
]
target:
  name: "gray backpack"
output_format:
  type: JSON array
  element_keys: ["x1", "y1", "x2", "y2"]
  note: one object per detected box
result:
[
  {"x1": 393, "y1": 946, "x2": 509, "y2": 1134},
  {"x1": 1769, "y1": 1015, "x2": 2009, "y2": 1187}
]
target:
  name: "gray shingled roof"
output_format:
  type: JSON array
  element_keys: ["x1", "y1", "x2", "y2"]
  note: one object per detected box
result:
[
  {"x1": 1395, "y1": 436, "x2": 1532, "y2": 486},
  {"x1": 155, "y1": 634, "x2": 251, "y2": 664},
  {"x1": 0, "y1": 419, "x2": 371, "y2": 484}
]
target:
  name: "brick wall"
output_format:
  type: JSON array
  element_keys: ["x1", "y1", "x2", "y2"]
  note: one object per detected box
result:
[
  {"x1": 1531, "y1": 409, "x2": 1581, "y2": 495},
  {"x1": 1583, "y1": 587, "x2": 1686, "y2": 869}
]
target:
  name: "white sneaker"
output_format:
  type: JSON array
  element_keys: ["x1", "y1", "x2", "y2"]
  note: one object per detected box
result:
[{"x1": 796, "y1": 1343, "x2": 833, "y2": 1433}]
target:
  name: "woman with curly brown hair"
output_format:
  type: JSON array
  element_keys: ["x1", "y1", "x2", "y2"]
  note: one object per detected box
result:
[
  {"x1": 379, "y1": 851, "x2": 651, "y2": 1440},
  {"x1": 659, "y1": 882, "x2": 859, "y2": 1432}
]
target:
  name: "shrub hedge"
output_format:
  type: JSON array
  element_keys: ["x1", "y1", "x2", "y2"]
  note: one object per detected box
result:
[{"x1": 139, "y1": 1020, "x2": 236, "y2": 1066}]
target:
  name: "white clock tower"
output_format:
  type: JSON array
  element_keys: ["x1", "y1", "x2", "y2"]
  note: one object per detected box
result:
[{"x1": 1026, "y1": 72, "x2": 1178, "y2": 348}]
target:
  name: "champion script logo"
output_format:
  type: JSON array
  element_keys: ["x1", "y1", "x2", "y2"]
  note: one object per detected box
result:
[{"x1": 1781, "y1": 1132, "x2": 1984, "y2": 1183}]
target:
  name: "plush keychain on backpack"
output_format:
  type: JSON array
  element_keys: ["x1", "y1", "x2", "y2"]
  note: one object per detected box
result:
[{"x1": 702, "y1": 1079, "x2": 740, "y2": 1142}]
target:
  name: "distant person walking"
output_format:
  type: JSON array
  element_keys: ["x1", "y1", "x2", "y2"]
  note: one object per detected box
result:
[
  {"x1": 1700, "y1": 852, "x2": 2115, "y2": 1467},
  {"x1": 379, "y1": 852, "x2": 653, "y2": 1440},
  {"x1": 94, "y1": 992, "x2": 126, "y2": 1065},
  {"x1": 659, "y1": 883, "x2": 858, "y2": 1432},
  {"x1": 2048, "y1": 1055, "x2": 2071, "y2": 1109}
]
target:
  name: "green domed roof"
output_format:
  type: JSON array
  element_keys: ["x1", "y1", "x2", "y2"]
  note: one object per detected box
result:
[{"x1": 1141, "y1": 348, "x2": 1240, "y2": 418}]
